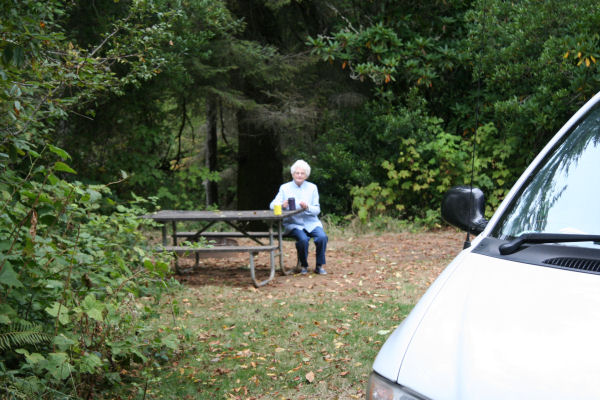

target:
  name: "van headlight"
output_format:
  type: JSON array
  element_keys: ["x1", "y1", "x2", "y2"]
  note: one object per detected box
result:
[{"x1": 367, "y1": 372, "x2": 426, "y2": 400}]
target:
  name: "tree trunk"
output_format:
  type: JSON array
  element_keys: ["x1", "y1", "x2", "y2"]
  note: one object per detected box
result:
[
  {"x1": 205, "y1": 94, "x2": 218, "y2": 206},
  {"x1": 237, "y1": 109, "x2": 283, "y2": 213}
]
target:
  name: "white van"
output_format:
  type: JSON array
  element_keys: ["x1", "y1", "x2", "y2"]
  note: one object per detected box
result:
[{"x1": 367, "y1": 91, "x2": 600, "y2": 400}]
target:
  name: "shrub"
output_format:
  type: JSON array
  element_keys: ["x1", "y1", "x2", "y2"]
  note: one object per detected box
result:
[{"x1": 0, "y1": 146, "x2": 181, "y2": 399}]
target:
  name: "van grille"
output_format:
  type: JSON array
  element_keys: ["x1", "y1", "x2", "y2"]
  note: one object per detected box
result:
[{"x1": 543, "y1": 257, "x2": 600, "y2": 272}]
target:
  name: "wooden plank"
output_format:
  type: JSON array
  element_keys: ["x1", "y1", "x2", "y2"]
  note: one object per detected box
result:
[
  {"x1": 142, "y1": 209, "x2": 303, "y2": 222},
  {"x1": 176, "y1": 231, "x2": 295, "y2": 240},
  {"x1": 157, "y1": 245, "x2": 278, "y2": 253},
  {"x1": 176, "y1": 231, "x2": 272, "y2": 238}
]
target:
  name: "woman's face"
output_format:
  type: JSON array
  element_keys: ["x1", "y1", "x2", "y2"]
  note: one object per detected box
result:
[{"x1": 292, "y1": 168, "x2": 307, "y2": 186}]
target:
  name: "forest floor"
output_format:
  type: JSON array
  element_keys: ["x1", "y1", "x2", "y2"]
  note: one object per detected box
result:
[
  {"x1": 150, "y1": 228, "x2": 467, "y2": 399},
  {"x1": 175, "y1": 228, "x2": 466, "y2": 298}
]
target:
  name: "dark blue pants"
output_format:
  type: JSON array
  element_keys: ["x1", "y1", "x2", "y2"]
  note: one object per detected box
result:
[{"x1": 289, "y1": 227, "x2": 328, "y2": 267}]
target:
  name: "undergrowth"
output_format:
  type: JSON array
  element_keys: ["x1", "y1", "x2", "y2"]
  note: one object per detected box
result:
[{"x1": 0, "y1": 148, "x2": 183, "y2": 399}]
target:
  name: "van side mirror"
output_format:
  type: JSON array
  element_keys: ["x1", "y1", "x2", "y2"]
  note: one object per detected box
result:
[{"x1": 441, "y1": 186, "x2": 488, "y2": 234}]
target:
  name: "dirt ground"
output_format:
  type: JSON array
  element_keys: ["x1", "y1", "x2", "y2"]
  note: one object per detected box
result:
[{"x1": 175, "y1": 228, "x2": 466, "y2": 297}]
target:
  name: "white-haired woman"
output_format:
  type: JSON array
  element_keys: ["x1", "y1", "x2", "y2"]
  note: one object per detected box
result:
[{"x1": 270, "y1": 160, "x2": 328, "y2": 275}]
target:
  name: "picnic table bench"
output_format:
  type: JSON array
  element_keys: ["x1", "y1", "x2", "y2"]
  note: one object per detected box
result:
[{"x1": 143, "y1": 209, "x2": 302, "y2": 287}]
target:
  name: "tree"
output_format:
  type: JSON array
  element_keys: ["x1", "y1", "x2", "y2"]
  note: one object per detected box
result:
[{"x1": 49, "y1": 0, "x2": 239, "y2": 209}]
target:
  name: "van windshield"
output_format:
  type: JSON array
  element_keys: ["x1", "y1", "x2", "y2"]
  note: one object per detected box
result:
[{"x1": 492, "y1": 103, "x2": 600, "y2": 245}]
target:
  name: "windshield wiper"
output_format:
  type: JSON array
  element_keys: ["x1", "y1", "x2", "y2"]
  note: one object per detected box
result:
[{"x1": 499, "y1": 233, "x2": 600, "y2": 255}]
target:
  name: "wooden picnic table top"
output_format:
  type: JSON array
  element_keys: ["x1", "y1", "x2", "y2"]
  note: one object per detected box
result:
[{"x1": 143, "y1": 209, "x2": 303, "y2": 222}]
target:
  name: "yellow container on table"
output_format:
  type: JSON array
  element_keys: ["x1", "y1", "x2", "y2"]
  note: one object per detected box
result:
[{"x1": 273, "y1": 204, "x2": 282, "y2": 215}]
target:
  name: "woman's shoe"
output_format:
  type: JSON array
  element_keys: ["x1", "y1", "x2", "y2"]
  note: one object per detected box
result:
[{"x1": 315, "y1": 266, "x2": 327, "y2": 275}]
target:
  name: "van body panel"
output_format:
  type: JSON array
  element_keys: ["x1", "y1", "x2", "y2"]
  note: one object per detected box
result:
[
  {"x1": 395, "y1": 253, "x2": 600, "y2": 399},
  {"x1": 372, "y1": 249, "x2": 470, "y2": 381}
]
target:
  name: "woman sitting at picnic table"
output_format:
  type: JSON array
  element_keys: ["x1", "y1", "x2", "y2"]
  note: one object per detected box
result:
[{"x1": 270, "y1": 159, "x2": 328, "y2": 275}]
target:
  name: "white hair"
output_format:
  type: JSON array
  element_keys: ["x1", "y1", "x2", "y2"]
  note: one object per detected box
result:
[{"x1": 290, "y1": 159, "x2": 311, "y2": 178}]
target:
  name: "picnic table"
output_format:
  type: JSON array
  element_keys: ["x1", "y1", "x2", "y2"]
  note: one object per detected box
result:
[{"x1": 143, "y1": 209, "x2": 303, "y2": 287}]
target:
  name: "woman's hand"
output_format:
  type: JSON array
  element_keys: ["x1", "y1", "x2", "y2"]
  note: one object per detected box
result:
[
  {"x1": 283, "y1": 200, "x2": 289, "y2": 208},
  {"x1": 299, "y1": 201, "x2": 308, "y2": 210}
]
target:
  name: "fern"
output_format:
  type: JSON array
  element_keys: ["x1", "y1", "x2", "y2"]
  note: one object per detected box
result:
[{"x1": 0, "y1": 322, "x2": 52, "y2": 351}]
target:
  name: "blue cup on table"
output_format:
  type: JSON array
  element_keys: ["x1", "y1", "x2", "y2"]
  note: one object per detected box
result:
[{"x1": 288, "y1": 197, "x2": 296, "y2": 210}]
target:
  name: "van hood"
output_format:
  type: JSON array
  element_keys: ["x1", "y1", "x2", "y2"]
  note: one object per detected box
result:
[{"x1": 377, "y1": 252, "x2": 600, "y2": 400}]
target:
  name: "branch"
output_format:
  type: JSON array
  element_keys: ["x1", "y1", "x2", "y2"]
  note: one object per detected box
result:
[
  {"x1": 89, "y1": 21, "x2": 126, "y2": 58},
  {"x1": 325, "y1": 2, "x2": 360, "y2": 34}
]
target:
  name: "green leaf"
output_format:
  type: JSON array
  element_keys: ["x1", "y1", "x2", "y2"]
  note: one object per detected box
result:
[
  {"x1": 45, "y1": 302, "x2": 70, "y2": 325},
  {"x1": 43, "y1": 352, "x2": 72, "y2": 380},
  {"x1": 44, "y1": 280, "x2": 64, "y2": 289},
  {"x1": 0, "y1": 240, "x2": 10, "y2": 252},
  {"x1": 0, "y1": 304, "x2": 16, "y2": 322},
  {"x1": 0, "y1": 263, "x2": 24, "y2": 288},
  {"x1": 53, "y1": 161, "x2": 77, "y2": 174},
  {"x1": 47, "y1": 173, "x2": 59, "y2": 185},
  {"x1": 85, "y1": 188, "x2": 102, "y2": 203},
  {"x1": 80, "y1": 353, "x2": 103, "y2": 373},
  {"x1": 16, "y1": 349, "x2": 46, "y2": 365},
  {"x1": 25, "y1": 352, "x2": 46, "y2": 365},
  {"x1": 53, "y1": 333, "x2": 76, "y2": 351},
  {"x1": 27, "y1": 149, "x2": 41, "y2": 158},
  {"x1": 87, "y1": 308, "x2": 104, "y2": 322},
  {"x1": 358, "y1": 208, "x2": 367, "y2": 221},
  {"x1": 48, "y1": 144, "x2": 71, "y2": 160},
  {"x1": 82, "y1": 294, "x2": 104, "y2": 322}
]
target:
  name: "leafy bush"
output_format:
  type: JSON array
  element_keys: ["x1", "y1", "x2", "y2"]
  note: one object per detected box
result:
[
  {"x1": 349, "y1": 94, "x2": 469, "y2": 223},
  {"x1": 0, "y1": 145, "x2": 182, "y2": 398}
]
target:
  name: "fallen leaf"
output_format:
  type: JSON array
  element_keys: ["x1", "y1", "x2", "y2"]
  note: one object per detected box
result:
[{"x1": 306, "y1": 371, "x2": 315, "y2": 383}]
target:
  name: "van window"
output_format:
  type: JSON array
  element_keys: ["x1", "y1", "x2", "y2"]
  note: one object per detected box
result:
[{"x1": 491, "y1": 103, "x2": 600, "y2": 245}]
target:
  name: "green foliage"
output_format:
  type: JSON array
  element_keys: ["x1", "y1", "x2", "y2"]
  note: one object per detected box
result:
[
  {"x1": 311, "y1": 129, "x2": 377, "y2": 216},
  {"x1": 309, "y1": 0, "x2": 600, "y2": 224},
  {"x1": 49, "y1": 0, "x2": 244, "y2": 208},
  {"x1": 0, "y1": 145, "x2": 181, "y2": 397},
  {"x1": 154, "y1": 165, "x2": 222, "y2": 209},
  {"x1": 0, "y1": 322, "x2": 52, "y2": 352},
  {"x1": 319, "y1": 92, "x2": 468, "y2": 223},
  {"x1": 307, "y1": 0, "x2": 468, "y2": 91},
  {"x1": 0, "y1": 1, "x2": 188, "y2": 397},
  {"x1": 459, "y1": 0, "x2": 600, "y2": 203}
]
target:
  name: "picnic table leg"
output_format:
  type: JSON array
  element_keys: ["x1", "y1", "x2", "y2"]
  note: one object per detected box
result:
[
  {"x1": 171, "y1": 221, "x2": 181, "y2": 274},
  {"x1": 249, "y1": 251, "x2": 275, "y2": 287},
  {"x1": 161, "y1": 224, "x2": 168, "y2": 246}
]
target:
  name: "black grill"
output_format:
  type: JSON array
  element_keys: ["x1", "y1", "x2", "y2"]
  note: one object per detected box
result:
[{"x1": 543, "y1": 257, "x2": 600, "y2": 272}]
